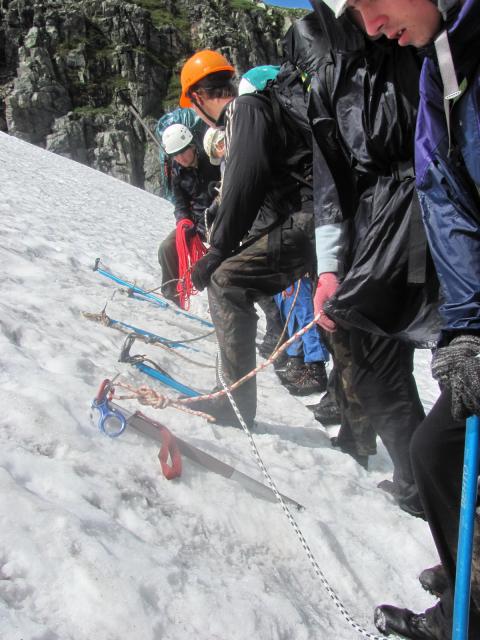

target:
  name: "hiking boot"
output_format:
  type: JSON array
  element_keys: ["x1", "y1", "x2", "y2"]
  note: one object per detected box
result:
[
  {"x1": 374, "y1": 605, "x2": 440, "y2": 639},
  {"x1": 377, "y1": 480, "x2": 426, "y2": 520},
  {"x1": 311, "y1": 401, "x2": 341, "y2": 425},
  {"x1": 189, "y1": 395, "x2": 254, "y2": 430},
  {"x1": 330, "y1": 436, "x2": 369, "y2": 470},
  {"x1": 281, "y1": 361, "x2": 328, "y2": 396},
  {"x1": 275, "y1": 355, "x2": 304, "y2": 381},
  {"x1": 257, "y1": 334, "x2": 282, "y2": 359},
  {"x1": 418, "y1": 565, "x2": 448, "y2": 599}
]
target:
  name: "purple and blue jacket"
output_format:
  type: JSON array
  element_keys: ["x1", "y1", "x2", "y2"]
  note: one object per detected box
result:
[{"x1": 415, "y1": 0, "x2": 480, "y2": 339}]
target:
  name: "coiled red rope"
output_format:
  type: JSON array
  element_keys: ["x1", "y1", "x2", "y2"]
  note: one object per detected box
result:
[{"x1": 175, "y1": 218, "x2": 207, "y2": 310}]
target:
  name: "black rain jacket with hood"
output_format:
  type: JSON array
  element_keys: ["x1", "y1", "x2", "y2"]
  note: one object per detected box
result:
[{"x1": 307, "y1": 2, "x2": 441, "y2": 347}]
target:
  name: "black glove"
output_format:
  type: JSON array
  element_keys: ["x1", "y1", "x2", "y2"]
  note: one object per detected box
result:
[
  {"x1": 431, "y1": 334, "x2": 480, "y2": 420},
  {"x1": 191, "y1": 252, "x2": 223, "y2": 292}
]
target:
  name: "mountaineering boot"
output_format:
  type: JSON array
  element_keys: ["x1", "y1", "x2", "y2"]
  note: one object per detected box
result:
[
  {"x1": 377, "y1": 479, "x2": 426, "y2": 519},
  {"x1": 275, "y1": 355, "x2": 304, "y2": 381},
  {"x1": 374, "y1": 605, "x2": 440, "y2": 639},
  {"x1": 305, "y1": 362, "x2": 328, "y2": 392},
  {"x1": 279, "y1": 360, "x2": 328, "y2": 396},
  {"x1": 330, "y1": 436, "x2": 369, "y2": 470},
  {"x1": 418, "y1": 565, "x2": 448, "y2": 599},
  {"x1": 189, "y1": 394, "x2": 254, "y2": 430},
  {"x1": 308, "y1": 390, "x2": 341, "y2": 425}
]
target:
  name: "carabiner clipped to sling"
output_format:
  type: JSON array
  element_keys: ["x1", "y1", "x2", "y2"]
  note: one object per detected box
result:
[{"x1": 91, "y1": 379, "x2": 127, "y2": 438}]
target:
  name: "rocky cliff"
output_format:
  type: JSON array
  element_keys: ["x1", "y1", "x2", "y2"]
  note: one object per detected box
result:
[{"x1": 0, "y1": 0, "x2": 305, "y2": 194}]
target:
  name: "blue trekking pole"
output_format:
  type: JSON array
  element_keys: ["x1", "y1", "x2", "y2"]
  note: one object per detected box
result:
[{"x1": 453, "y1": 415, "x2": 480, "y2": 640}]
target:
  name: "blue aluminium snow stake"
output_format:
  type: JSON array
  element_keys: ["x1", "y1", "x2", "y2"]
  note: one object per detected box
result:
[
  {"x1": 108, "y1": 318, "x2": 200, "y2": 351},
  {"x1": 133, "y1": 363, "x2": 200, "y2": 397},
  {"x1": 93, "y1": 259, "x2": 213, "y2": 328},
  {"x1": 453, "y1": 414, "x2": 480, "y2": 640}
]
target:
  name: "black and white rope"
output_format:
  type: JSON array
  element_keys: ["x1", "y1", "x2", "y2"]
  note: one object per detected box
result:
[{"x1": 216, "y1": 349, "x2": 392, "y2": 640}]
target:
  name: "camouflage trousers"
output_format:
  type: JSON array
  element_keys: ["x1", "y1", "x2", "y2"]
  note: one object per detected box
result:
[
  {"x1": 207, "y1": 212, "x2": 315, "y2": 424},
  {"x1": 323, "y1": 327, "x2": 377, "y2": 457}
]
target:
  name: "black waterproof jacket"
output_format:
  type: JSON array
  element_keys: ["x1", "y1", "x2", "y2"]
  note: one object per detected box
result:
[
  {"x1": 305, "y1": 3, "x2": 441, "y2": 346},
  {"x1": 171, "y1": 148, "x2": 220, "y2": 237},
  {"x1": 208, "y1": 95, "x2": 313, "y2": 261}
]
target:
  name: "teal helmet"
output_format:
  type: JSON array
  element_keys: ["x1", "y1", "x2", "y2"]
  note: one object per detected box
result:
[{"x1": 238, "y1": 65, "x2": 281, "y2": 95}]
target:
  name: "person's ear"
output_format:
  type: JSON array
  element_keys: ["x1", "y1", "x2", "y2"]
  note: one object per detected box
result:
[{"x1": 190, "y1": 90, "x2": 204, "y2": 106}]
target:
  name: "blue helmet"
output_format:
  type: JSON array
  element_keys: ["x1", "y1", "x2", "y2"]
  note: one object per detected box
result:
[{"x1": 238, "y1": 65, "x2": 281, "y2": 95}]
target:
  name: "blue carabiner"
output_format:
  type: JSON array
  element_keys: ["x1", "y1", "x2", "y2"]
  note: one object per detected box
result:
[{"x1": 91, "y1": 382, "x2": 127, "y2": 438}]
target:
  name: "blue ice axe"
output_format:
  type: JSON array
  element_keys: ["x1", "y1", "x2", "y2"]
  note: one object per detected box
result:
[{"x1": 453, "y1": 415, "x2": 480, "y2": 640}]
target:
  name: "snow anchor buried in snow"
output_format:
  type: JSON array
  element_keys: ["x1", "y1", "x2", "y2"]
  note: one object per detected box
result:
[
  {"x1": 118, "y1": 334, "x2": 201, "y2": 397},
  {"x1": 92, "y1": 258, "x2": 214, "y2": 328}
]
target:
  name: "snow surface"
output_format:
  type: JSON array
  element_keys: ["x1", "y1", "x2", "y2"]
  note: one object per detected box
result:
[{"x1": 0, "y1": 131, "x2": 442, "y2": 640}]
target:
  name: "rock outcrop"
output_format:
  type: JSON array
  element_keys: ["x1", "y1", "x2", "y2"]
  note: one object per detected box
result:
[{"x1": 0, "y1": 0, "x2": 304, "y2": 194}]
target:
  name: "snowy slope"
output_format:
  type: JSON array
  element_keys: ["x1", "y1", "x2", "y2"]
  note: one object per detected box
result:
[{"x1": 0, "y1": 131, "x2": 441, "y2": 640}]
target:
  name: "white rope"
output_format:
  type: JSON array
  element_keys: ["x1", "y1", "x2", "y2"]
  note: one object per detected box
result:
[{"x1": 216, "y1": 346, "x2": 392, "y2": 640}]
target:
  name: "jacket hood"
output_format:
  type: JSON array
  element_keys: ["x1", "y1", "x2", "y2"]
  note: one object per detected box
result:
[
  {"x1": 282, "y1": 12, "x2": 332, "y2": 75},
  {"x1": 444, "y1": 0, "x2": 480, "y2": 83},
  {"x1": 308, "y1": 0, "x2": 365, "y2": 53}
]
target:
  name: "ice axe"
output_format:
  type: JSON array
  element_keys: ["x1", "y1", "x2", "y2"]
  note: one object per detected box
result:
[{"x1": 453, "y1": 415, "x2": 480, "y2": 640}]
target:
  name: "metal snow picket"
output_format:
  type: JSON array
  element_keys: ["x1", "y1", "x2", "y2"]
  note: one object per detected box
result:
[
  {"x1": 93, "y1": 258, "x2": 214, "y2": 328},
  {"x1": 453, "y1": 415, "x2": 480, "y2": 640},
  {"x1": 89, "y1": 387, "x2": 304, "y2": 509}
]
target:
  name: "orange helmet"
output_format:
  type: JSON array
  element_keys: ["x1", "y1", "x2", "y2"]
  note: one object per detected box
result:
[{"x1": 180, "y1": 50, "x2": 234, "y2": 108}]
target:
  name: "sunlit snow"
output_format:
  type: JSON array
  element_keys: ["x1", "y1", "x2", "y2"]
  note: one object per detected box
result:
[{"x1": 0, "y1": 131, "x2": 440, "y2": 639}]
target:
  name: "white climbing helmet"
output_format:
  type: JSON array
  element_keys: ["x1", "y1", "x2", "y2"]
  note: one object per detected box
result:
[
  {"x1": 162, "y1": 123, "x2": 193, "y2": 156},
  {"x1": 321, "y1": 0, "x2": 348, "y2": 18},
  {"x1": 203, "y1": 127, "x2": 225, "y2": 165}
]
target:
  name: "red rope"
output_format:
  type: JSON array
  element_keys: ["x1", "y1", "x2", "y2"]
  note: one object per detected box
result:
[{"x1": 175, "y1": 218, "x2": 207, "y2": 310}]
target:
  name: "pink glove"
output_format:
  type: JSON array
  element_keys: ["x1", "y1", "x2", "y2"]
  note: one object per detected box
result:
[{"x1": 314, "y1": 273, "x2": 339, "y2": 332}]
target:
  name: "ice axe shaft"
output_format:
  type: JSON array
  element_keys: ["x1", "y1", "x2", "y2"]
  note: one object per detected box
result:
[
  {"x1": 112, "y1": 402, "x2": 304, "y2": 510},
  {"x1": 453, "y1": 415, "x2": 480, "y2": 640}
]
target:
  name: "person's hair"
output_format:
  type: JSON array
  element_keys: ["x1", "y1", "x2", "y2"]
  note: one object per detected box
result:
[{"x1": 188, "y1": 70, "x2": 236, "y2": 101}]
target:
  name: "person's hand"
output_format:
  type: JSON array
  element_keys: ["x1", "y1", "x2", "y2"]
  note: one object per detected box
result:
[
  {"x1": 431, "y1": 334, "x2": 480, "y2": 387},
  {"x1": 177, "y1": 218, "x2": 196, "y2": 240},
  {"x1": 450, "y1": 356, "x2": 480, "y2": 420},
  {"x1": 314, "y1": 272, "x2": 339, "y2": 332},
  {"x1": 191, "y1": 252, "x2": 223, "y2": 292},
  {"x1": 431, "y1": 334, "x2": 480, "y2": 420}
]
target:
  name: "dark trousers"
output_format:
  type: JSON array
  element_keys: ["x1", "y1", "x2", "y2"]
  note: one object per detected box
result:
[
  {"x1": 328, "y1": 326, "x2": 424, "y2": 497},
  {"x1": 207, "y1": 212, "x2": 315, "y2": 424},
  {"x1": 411, "y1": 390, "x2": 480, "y2": 638},
  {"x1": 158, "y1": 228, "x2": 180, "y2": 304},
  {"x1": 350, "y1": 328, "x2": 425, "y2": 492}
]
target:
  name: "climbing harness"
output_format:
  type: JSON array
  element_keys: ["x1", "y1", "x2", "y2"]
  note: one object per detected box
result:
[
  {"x1": 175, "y1": 218, "x2": 207, "y2": 310},
  {"x1": 93, "y1": 258, "x2": 213, "y2": 328}
]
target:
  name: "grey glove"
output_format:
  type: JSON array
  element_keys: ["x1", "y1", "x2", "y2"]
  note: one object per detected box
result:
[
  {"x1": 450, "y1": 357, "x2": 480, "y2": 420},
  {"x1": 431, "y1": 334, "x2": 480, "y2": 420},
  {"x1": 431, "y1": 334, "x2": 480, "y2": 387}
]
